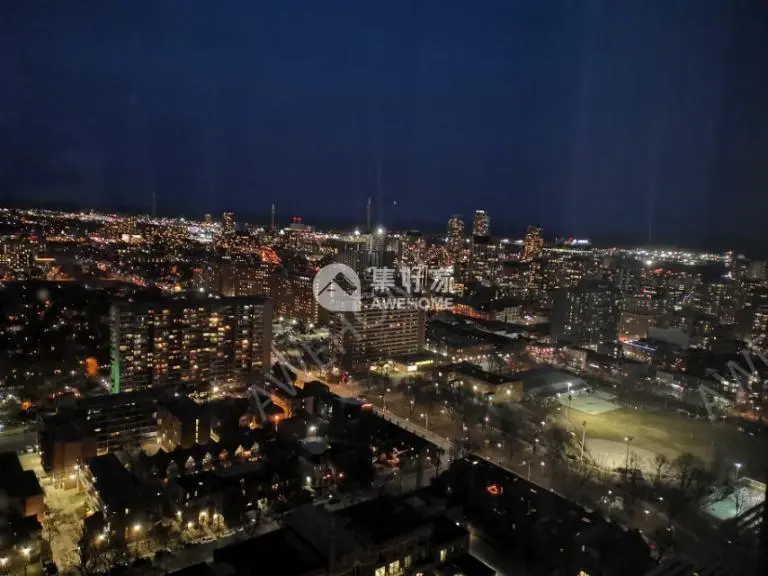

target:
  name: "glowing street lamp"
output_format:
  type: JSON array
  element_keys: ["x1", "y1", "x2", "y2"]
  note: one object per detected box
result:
[
  {"x1": 21, "y1": 547, "x2": 30, "y2": 576},
  {"x1": 734, "y1": 462, "x2": 743, "y2": 480}
]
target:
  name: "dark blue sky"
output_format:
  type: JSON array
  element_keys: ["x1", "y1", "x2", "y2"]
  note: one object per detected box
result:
[{"x1": 1, "y1": 1, "x2": 767, "y2": 249}]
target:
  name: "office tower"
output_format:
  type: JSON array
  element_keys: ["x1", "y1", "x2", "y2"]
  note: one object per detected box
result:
[
  {"x1": 469, "y1": 235, "x2": 500, "y2": 285},
  {"x1": 472, "y1": 210, "x2": 490, "y2": 236},
  {"x1": 398, "y1": 231, "x2": 425, "y2": 267},
  {"x1": 274, "y1": 271, "x2": 326, "y2": 326},
  {"x1": 551, "y1": 279, "x2": 620, "y2": 346},
  {"x1": 523, "y1": 225, "x2": 544, "y2": 260},
  {"x1": 333, "y1": 237, "x2": 369, "y2": 278},
  {"x1": 329, "y1": 299, "x2": 426, "y2": 370},
  {"x1": 222, "y1": 211, "x2": 236, "y2": 236},
  {"x1": 367, "y1": 228, "x2": 395, "y2": 269},
  {"x1": 109, "y1": 294, "x2": 273, "y2": 392},
  {"x1": 447, "y1": 215, "x2": 465, "y2": 264},
  {"x1": 746, "y1": 261, "x2": 768, "y2": 282}
]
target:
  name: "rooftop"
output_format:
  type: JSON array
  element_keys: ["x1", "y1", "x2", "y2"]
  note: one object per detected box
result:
[
  {"x1": 336, "y1": 494, "x2": 431, "y2": 544},
  {"x1": 444, "y1": 362, "x2": 515, "y2": 386},
  {"x1": 213, "y1": 528, "x2": 324, "y2": 576},
  {"x1": 0, "y1": 452, "x2": 43, "y2": 500},
  {"x1": 86, "y1": 453, "x2": 141, "y2": 512}
]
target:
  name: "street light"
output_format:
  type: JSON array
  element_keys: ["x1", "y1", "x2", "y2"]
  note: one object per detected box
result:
[
  {"x1": 624, "y1": 436, "x2": 634, "y2": 471},
  {"x1": 734, "y1": 462, "x2": 743, "y2": 480},
  {"x1": 21, "y1": 547, "x2": 30, "y2": 576},
  {"x1": 420, "y1": 413, "x2": 429, "y2": 430},
  {"x1": 579, "y1": 421, "x2": 587, "y2": 463}
]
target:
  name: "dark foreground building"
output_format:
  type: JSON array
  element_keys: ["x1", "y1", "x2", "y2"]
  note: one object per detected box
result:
[{"x1": 213, "y1": 489, "x2": 489, "y2": 576}]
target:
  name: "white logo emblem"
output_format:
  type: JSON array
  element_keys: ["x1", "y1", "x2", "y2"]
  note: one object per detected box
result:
[{"x1": 313, "y1": 263, "x2": 361, "y2": 312}]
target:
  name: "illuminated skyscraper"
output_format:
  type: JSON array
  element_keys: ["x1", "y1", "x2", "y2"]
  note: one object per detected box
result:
[
  {"x1": 523, "y1": 225, "x2": 544, "y2": 260},
  {"x1": 472, "y1": 210, "x2": 490, "y2": 236},
  {"x1": 222, "y1": 211, "x2": 236, "y2": 236},
  {"x1": 447, "y1": 215, "x2": 465, "y2": 263},
  {"x1": 270, "y1": 203, "x2": 276, "y2": 230}
]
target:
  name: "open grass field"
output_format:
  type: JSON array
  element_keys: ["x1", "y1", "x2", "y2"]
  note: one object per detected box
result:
[{"x1": 553, "y1": 405, "x2": 768, "y2": 479}]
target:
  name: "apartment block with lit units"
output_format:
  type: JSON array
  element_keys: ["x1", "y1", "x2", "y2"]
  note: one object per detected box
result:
[
  {"x1": 551, "y1": 280, "x2": 620, "y2": 347},
  {"x1": 274, "y1": 271, "x2": 327, "y2": 326},
  {"x1": 157, "y1": 397, "x2": 211, "y2": 450},
  {"x1": 109, "y1": 294, "x2": 273, "y2": 392},
  {"x1": 330, "y1": 299, "x2": 426, "y2": 372},
  {"x1": 522, "y1": 225, "x2": 543, "y2": 261}
]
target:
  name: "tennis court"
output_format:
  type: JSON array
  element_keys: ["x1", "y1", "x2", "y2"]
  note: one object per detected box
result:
[
  {"x1": 701, "y1": 478, "x2": 765, "y2": 522},
  {"x1": 557, "y1": 392, "x2": 621, "y2": 415}
]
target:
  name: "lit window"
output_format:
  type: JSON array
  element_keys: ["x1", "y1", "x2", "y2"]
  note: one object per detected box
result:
[
  {"x1": 404, "y1": 555, "x2": 412, "y2": 568},
  {"x1": 375, "y1": 568, "x2": 386, "y2": 576},
  {"x1": 439, "y1": 549, "x2": 447, "y2": 562},
  {"x1": 388, "y1": 560, "x2": 400, "y2": 574}
]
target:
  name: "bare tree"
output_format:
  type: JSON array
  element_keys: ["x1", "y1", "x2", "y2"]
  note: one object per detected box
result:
[
  {"x1": 72, "y1": 527, "x2": 132, "y2": 576},
  {"x1": 672, "y1": 452, "x2": 704, "y2": 494},
  {"x1": 621, "y1": 453, "x2": 645, "y2": 526},
  {"x1": 41, "y1": 503, "x2": 58, "y2": 544},
  {"x1": 652, "y1": 453, "x2": 671, "y2": 488}
]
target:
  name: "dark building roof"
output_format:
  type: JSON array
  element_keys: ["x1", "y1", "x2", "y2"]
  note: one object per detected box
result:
[
  {"x1": 213, "y1": 528, "x2": 324, "y2": 576},
  {"x1": 444, "y1": 362, "x2": 514, "y2": 386},
  {"x1": 158, "y1": 396, "x2": 207, "y2": 420},
  {"x1": 86, "y1": 453, "x2": 141, "y2": 512},
  {"x1": 0, "y1": 452, "x2": 43, "y2": 500},
  {"x1": 431, "y1": 515, "x2": 467, "y2": 547},
  {"x1": 336, "y1": 495, "x2": 431, "y2": 544},
  {"x1": 167, "y1": 563, "x2": 215, "y2": 576},
  {"x1": 440, "y1": 553, "x2": 496, "y2": 576}
]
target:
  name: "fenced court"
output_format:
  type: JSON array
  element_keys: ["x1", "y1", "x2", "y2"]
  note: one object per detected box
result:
[
  {"x1": 701, "y1": 477, "x2": 766, "y2": 522},
  {"x1": 557, "y1": 392, "x2": 621, "y2": 415}
]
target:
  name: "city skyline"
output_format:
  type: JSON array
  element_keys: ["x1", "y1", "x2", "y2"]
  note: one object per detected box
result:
[{"x1": 2, "y1": 1, "x2": 768, "y2": 251}]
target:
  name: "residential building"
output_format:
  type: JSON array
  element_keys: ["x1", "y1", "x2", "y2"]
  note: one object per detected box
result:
[
  {"x1": 551, "y1": 279, "x2": 620, "y2": 346},
  {"x1": 109, "y1": 293, "x2": 273, "y2": 392},
  {"x1": 329, "y1": 299, "x2": 426, "y2": 371}
]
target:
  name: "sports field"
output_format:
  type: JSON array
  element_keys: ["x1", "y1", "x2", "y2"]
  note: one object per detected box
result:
[{"x1": 552, "y1": 404, "x2": 768, "y2": 479}]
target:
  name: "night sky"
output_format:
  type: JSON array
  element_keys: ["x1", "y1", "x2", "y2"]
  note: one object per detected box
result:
[{"x1": 1, "y1": 1, "x2": 767, "y2": 249}]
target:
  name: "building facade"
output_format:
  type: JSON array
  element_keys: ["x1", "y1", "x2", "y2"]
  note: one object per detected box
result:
[
  {"x1": 472, "y1": 210, "x2": 490, "y2": 236},
  {"x1": 330, "y1": 299, "x2": 426, "y2": 371},
  {"x1": 551, "y1": 280, "x2": 620, "y2": 346},
  {"x1": 110, "y1": 294, "x2": 273, "y2": 392}
]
